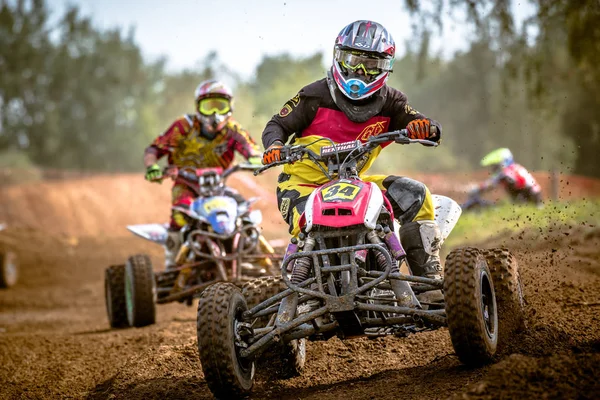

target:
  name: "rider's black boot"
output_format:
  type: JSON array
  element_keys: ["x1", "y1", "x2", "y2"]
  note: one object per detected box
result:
[{"x1": 400, "y1": 221, "x2": 444, "y2": 304}]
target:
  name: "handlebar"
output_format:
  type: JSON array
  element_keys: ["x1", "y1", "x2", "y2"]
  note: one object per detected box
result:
[
  {"x1": 254, "y1": 129, "x2": 438, "y2": 176},
  {"x1": 162, "y1": 162, "x2": 261, "y2": 182}
]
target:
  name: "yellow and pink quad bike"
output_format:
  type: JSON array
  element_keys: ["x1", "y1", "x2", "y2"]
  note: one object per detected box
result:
[
  {"x1": 104, "y1": 164, "x2": 281, "y2": 329},
  {"x1": 196, "y1": 130, "x2": 526, "y2": 398}
]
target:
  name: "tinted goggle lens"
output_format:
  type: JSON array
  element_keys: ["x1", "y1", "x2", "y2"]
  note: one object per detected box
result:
[
  {"x1": 198, "y1": 98, "x2": 231, "y2": 115},
  {"x1": 335, "y1": 49, "x2": 392, "y2": 75},
  {"x1": 341, "y1": 61, "x2": 380, "y2": 75}
]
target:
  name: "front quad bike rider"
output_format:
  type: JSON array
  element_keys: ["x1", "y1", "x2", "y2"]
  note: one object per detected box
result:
[
  {"x1": 262, "y1": 20, "x2": 444, "y2": 301},
  {"x1": 466, "y1": 148, "x2": 543, "y2": 209},
  {"x1": 144, "y1": 79, "x2": 263, "y2": 268}
]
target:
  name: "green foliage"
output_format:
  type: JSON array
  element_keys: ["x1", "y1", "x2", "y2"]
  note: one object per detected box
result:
[
  {"x1": 0, "y1": 149, "x2": 33, "y2": 168},
  {"x1": 0, "y1": 0, "x2": 595, "y2": 178},
  {"x1": 445, "y1": 199, "x2": 600, "y2": 250},
  {"x1": 404, "y1": 0, "x2": 600, "y2": 177},
  {"x1": 234, "y1": 52, "x2": 326, "y2": 146},
  {"x1": 249, "y1": 52, "x2": 326, "y2": 117}
]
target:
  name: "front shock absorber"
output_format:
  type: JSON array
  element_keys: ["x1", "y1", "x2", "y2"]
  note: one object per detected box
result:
[
  {"x1": 277, "y1": 234, "x2": 316, "y2": 326},
  {"x1": 291, "y1": 235, "x2": 315, "y2": 284},
  {"x1": 366, "y1": 230, "x2": 400, "y2": 273},
  {"x1": 366, "y1": 229, "x2": 420, "y2": 308}
]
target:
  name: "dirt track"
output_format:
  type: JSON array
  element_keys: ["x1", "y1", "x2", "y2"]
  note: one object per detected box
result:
[{"x1": 1, "y1": 175, "x2": 599, "y2": 399}]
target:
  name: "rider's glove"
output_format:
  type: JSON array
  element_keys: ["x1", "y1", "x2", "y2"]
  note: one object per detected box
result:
[
  {"x1": 262, "y1": 141, "x2": 284, "y2": 165},
  {"x1": 145, "y1": 163, "x2": 163, "y2": 182},
  {"x1": 406, "y1": 119, "x2": 440, "y2": 141},
  {"x1": 248, "y1": 156, "x2": 262, "y2": 166}
]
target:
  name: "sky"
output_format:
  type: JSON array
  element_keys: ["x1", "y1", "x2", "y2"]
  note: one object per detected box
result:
[{"x1": 46, "y1": 0, "x2": 533, "y2": 80}]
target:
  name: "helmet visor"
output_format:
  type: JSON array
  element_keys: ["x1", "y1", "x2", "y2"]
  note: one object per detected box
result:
[
  {"x1": 198, "y1": 97, "x2": 231, "y2": 115},
  {"x1": 334, "y1": 48, "x2": 393, "y2": 75}
]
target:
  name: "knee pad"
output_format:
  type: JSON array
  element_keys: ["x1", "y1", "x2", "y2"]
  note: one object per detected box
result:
[{"x1": 382, "y1": 176, "x2": 427, "y2": 224}]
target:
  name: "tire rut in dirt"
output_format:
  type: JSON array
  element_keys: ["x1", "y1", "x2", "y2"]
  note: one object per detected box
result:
[
  {"x1": 197, "y1": 282, "x2": 254, "y2": 399},
  {"x1": 444, "y1": 247, "x2": 498, "y2": 366},
  {"x1": 125, "y1": 254, "x2": 156, "y2": 327},
  {"x1": 104, "y1": 264, "x2": 129, "y2": 328},
  {"x1": 242, "y1": 275, "x2": 306, "y2": 378},
  {"x1": 482, "y1": 247, "x2": 526, "y2": 353}
]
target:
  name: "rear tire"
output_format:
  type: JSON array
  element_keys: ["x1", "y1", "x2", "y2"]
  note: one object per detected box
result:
[
  {"x1": 105, "y1": 264, "x2": 129, "y2": 328},
  {"x1": 482, "y1": 248, "x2": 526, "y2": 350},
  {"x1": 242, "y1": 276, "x2": 286, "y2": 308},
  {"x1": 197, "y1": 283, "x2": 254, "y2": 399},
  {"x1": 444, "y1": 247, "x2": 498, "y2": 366},
  {"x1": 0, "y1": 251, "x2": 18, "y2": 289},
  {"x1": 242, "y1": 276, "x2": 306, "y2": 378},
  {"x1": 125, "y1": 254, "x2": 156, "y2": 327}
]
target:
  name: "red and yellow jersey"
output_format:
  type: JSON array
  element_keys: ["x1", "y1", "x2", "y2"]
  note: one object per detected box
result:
[
  {"x1": 262, "y1": 78, "x2": 441, "y2": 184},
  {"x1": 148, "y1": 114, "x2": 260, "y2": 169}
]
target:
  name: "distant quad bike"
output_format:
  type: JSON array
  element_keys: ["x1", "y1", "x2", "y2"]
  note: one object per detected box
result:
[
  {"x1": 196, "y1": 130, "x2": 526, "y2": 398},
  {"x1": 105, "y1": 163, "x2": 281, "y2": 329},
  {"x1": 0, "y1": 250, "x2": 18, "y2": 289}
]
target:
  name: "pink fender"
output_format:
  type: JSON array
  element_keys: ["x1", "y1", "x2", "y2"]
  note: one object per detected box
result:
[{"x1": 308, "y1": 179, "x2": 383, "y2": 230}]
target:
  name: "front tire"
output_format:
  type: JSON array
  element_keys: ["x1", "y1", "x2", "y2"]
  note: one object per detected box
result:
[
  {"x1": 444, "y1": 247, "x2": 498, "y2": 366},
  {"x1": 125, "y1": 254, "x2": 156, "y2": 327},
  {"x1": 482, "y1": 248, "x2": 526, "y2": 350},
  {"x1": 197, "y1": 283, "x2": 255, "y2": 399},
  {"x1": 0, "y1": 251, "x2": 18, "y2": 289},
  {"x1": 105, "y1": 264, "x2": 129, "y2": 328}
]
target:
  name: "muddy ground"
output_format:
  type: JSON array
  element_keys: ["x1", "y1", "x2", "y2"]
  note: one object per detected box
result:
[{"x1": 1, "y1": 175, "x2": 599, "y2": 399}]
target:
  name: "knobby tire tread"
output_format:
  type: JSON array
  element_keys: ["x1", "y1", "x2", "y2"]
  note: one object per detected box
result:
[
  {"x1": 197, "y1": 283, "x2": 253, "y2": 399},
  {"x1": 444, "y1": 247, "x2": 497, "y2": 366},
  {"x1": 242, "y1": 276, "x2": 306, "y2": 378},
  {"x1": 482, "y1": 247, "x2": 526, "y2": 348},
  {"x1": 105, "y1": 264, "x2": 129, "y2": 328},
  {"x1": 126, "y1": 254, "x2": 156, "y2": 327}
]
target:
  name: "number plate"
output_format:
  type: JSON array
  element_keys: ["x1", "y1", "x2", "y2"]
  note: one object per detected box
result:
[
  {"x1": 321, "y1": 182, "x2": 361, "y2": 202},
  {"x1": 203, "y1": 198, "x2": 230, "y2": 212}
]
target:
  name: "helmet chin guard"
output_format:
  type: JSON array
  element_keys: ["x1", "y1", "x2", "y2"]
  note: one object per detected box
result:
[
  {"x1": 198, "y1": 112, "x2": 230, "y2": 138},
  {"x1": 331, "y1": 61, "x2": 389, "y2": 100},
  {"x1": 326, "y1": 70, "x2": 387, "y2": 123}
]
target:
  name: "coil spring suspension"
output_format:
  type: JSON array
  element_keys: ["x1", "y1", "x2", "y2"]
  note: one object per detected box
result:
[
  {"x1": 374, "y1": 250, "x2": 400, "y2": 274},
  {"x1": 367, "y1": 230, "x2": 399, "y2": 274},
  {"x1": 291, "y1": 256, "x2": 311, "y2": 284},
  {"x1": 291, "y1": 236, "x2": 315, "y2": 284}
]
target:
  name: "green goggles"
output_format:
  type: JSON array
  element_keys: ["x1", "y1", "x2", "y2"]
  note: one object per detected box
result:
[
  {"x1": 334, "y1": 48, "x2": 393, "y2": 75},
  {"x1": 198, "y1": 97, "x2": 231, "y2": 115}
]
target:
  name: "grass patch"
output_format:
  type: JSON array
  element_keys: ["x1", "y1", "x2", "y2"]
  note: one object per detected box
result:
[{"x1": 444, "y1": 198, "x2": 600, "y2": 249}]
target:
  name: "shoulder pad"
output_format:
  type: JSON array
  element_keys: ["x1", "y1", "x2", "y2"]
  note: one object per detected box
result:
[{"x1": 298, "y1": 78, "x2": 329, "y2": 98}]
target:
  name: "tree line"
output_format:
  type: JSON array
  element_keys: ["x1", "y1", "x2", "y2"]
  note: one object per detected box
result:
[{"x1": 1, "y1": 0, "x2": 598, "y2": 177}]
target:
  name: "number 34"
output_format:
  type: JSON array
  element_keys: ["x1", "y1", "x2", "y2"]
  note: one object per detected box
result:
[{"x1": 322, "y1": 183, "x2": 359, "y2": 201}]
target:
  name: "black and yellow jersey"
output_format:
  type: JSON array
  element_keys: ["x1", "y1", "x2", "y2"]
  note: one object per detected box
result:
[{"x1": 262, "y1": 78, "x2": 440, "y2": 184}]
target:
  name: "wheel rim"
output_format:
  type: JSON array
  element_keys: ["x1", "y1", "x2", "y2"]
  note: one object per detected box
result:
[
  {"x1": 125, "y1": 267, "x2": 134, "y2": 324},
  {"x1": 233, "y1": 308, "x2": 254, "y2": 374},
  {"x1": 480, "y1": 271, "x2": 497, "y2": 339}
]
